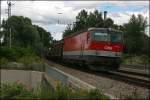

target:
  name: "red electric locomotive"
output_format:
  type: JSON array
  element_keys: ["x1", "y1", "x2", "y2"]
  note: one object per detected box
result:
[{"x1": 50, "y1": 28, "x2": 124, "y2": 70}]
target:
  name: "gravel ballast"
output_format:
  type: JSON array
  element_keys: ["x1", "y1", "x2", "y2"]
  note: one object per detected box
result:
[{"x1": 45, "y1": 60, "x2": 149, "y2": 99}]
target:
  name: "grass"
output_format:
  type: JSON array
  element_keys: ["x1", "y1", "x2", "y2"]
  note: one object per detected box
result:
[
  {"x1": 0, "y1": 82, "x2": 110, "y2": 100},
  {"x1": 0, "y1": 82, "x2": 35, "y2": 99},
  {"x1": 122, "y1": 54, "x2": 150, "y2": 66},
  {"x1": 119, "y1": 87, "x2": 149, "y2": 100}
]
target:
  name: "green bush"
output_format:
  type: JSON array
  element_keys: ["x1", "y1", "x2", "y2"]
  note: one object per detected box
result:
[
  {"x1": 0, "y1": 58, "x2": 9, "y2": 68},
  {"x1": 17, "y1": 55, "x2": 41, "y2": 65},
  {"x1": 0, "y1": 46, "x2": 45, "y2": 71},
  {"x1": 0, "y1": 46, "x2": 19, "y2": 61},
  {"x1": 0, "y1": 82, "x2": 35, "y2": 99},
  {"x1": 0, "y1": 46, "x2": 38, "y2": 61}
]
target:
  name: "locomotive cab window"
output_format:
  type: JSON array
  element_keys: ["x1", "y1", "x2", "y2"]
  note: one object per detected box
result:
[
  {"x1": 110, "y1": 32, "x2": 122, "y2": 43},
  {"x1": 93, "y1": 32, "x2": 108, "y2": 42}
]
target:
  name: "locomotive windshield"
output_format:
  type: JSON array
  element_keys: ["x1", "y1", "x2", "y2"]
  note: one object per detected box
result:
[
  {"x1": 110, "y1": 33, "x2": 122, "y2": 43},
  {"x1": 92, "y1": 31, "x2": 122, "y2": 43},
  {"x1": 94, "y1": 32, "x2": 108, "y2": 41}
]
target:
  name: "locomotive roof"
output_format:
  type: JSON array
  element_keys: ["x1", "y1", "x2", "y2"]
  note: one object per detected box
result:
[
  {"x1": 88, "y1": 27, "x2": 123, "y2": 33},
  {"x1": 63, "y1": 27, "x2": 123, "y2": 39}
]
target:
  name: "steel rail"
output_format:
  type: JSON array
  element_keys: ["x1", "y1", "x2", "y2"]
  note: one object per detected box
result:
[
  {"x1": 44, "y1": 59, "x2": 150, "y2": 89},
  {"x1": 106, "y1": 71, "x2": 150, "y2": 89}
]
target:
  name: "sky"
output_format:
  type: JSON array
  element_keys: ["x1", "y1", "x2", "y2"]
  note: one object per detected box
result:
[{"x1": 1, "y1": 0, "x2": 149, "y2": 40}]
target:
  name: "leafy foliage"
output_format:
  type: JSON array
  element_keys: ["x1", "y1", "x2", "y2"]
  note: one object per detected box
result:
[
  {"x1": 0, "y1": 46, "x2": 37, "y2": 62},
  {"x1": 1, "y1": 16, "x2": 52, "y2": 56},
  {"x1": 123, "y1": 14, "x2": 149, "y2": 56},
  {"x1": 63, "y1": 9, "x2": 116, "y2": 38},
  {"x1": 0, "y1": 46, "x2": 45, "y2": 71}
]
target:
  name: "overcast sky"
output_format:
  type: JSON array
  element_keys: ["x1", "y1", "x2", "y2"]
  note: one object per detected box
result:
[{"x1": 1, "y1": 1, "x2": 149, "y2": 40}]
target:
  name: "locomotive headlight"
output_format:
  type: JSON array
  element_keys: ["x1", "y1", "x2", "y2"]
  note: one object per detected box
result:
[
  {"x1": 95, "y1": 50, "x2": 99, "y2": 55},
  {"x1": 115, "y1": 52, "x2": 120, "y2": 56},
  {"x1": 115, "y1": 52, "x2": 121, "y2": 56}
]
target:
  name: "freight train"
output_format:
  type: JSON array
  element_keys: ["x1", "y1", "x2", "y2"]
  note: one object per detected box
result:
[{"x1": 49, "y1": 28, "x2": 124, "y2": 70}]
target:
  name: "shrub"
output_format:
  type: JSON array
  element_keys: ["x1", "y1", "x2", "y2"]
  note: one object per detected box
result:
[
  {"x1": 0, "y1": 46, "x2": 39, "y2": 61},
  {"x1": 0, "y1": 82, "x2": 35, "y2": 99},
  {"x1": 0, "y1": 46, "x2": 45, "y2": 71},
  {"x1": 0, "y1": 58, "x2": 9, "y2": 68},
  {"x1": 0, "y1": 46, "x2": 20, "y2": 61}
]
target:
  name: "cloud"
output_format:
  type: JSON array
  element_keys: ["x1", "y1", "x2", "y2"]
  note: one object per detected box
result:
[
  {"x1": 100, "y1": 1, "x2": 149, "y2": 8},
  {"x1": 110, "y1": 13, "x2": 122, "y2": 18},
  {"x1": 1, "y1": 1, "x2": 75, "y2": 26},
  {"x1": 108, "y1": 5, "x2": 149, "y2": 25},
  {"x1": 109, "y1": 10, "x2": 149, "y2": 36},
  {"x1": 64, "y1": 1, "x2": 149, "y2": 10},
  {"x1": 48, "y1": 24, "x2": 67, "y2": 40},
  {"x1": 1, "y1": 1, "x2": 149, "y2": 39},
  {"x1": 64, "y1": 1, "x2": 101, "y2": 10}
]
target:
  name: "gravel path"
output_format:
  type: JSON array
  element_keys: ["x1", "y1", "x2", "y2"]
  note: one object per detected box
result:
[{"x1": 45, "y1": 60, "x2": 150, "y2": 99}]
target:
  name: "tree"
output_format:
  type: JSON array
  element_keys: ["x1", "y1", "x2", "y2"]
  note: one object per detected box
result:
[
  {"x1": 1, "y1": 16, "x2": 53, "y2": 56},
  {"x1": 63, "y1": 24, "x2": 72, "y2": 38},
  {"x1": 103, "y1": 18, "x2": 114, "y2": 28},
  {"x1": 63, "y1": 9, "x2": 115, "y2": 38},
  {"x1": 76, "y1": 9, "x2": 88, "y2": 29},
  {"x1": 123, "y1": 14, "x2": 148, "y2": 55},
  {"x1": 34, "y1": 25, "x2": 53, "y2": 56},
  {"x1": 87, "y1": 10, "x2": 103, "y2": 28},
  {"x1": 2, "y1": 16, "x2": 39, "y2": 47}
]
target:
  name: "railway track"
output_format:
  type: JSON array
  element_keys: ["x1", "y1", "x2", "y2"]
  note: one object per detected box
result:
[
  {"x1": 85, "y1": 69, "x2": 150, "y2": 89},
  {"x1": 45, "y1": 59, "x2": 150, "y2": 89},
  {"x1": 120, "y1": 64, "x2": 149, "y2": 77},
  {"x1": 61, "y1": 64, "x2": 150, "y2": 88},
  {"x1": 103, "y1": 70, "x2": 150, "y2": 89},
  {"x1": 119, "y1": 68, "x2": 149, "y2": 78},
  {"x1": 122, "y1": 64, "x2": 149, "y2": 71},
  {"x1": 44, "y1": 59, "x2": 149, "y2": 98}
]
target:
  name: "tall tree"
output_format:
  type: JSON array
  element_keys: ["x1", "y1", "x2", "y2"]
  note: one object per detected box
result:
[
  {"x1": 63, "y1": 24, "x2": 72, "y2": 38},
  {"x1": 1, "y1": 16, "x2": 53, "y2": 55},
  {"x1": 123, "y1": 14, "x2": 148, "y2": 55},
  {"x1": 75, "y1": 9, "x2": 88, "y2": 31},
  {"x1": 103, "y1": 18, "x2": 114, "y2": 28},
  {"x1": 2, "y1": 16, "x2": 39, "y2": 47},
  {"x1": 63, "y1": 9, "x2": 115, "y2": 38},
  {"x1": 34, "y1": 25, "x2": 53, "y2": 55},
  {"x1": 87, "y1": 10, "x2": 103, "y2": 27}
]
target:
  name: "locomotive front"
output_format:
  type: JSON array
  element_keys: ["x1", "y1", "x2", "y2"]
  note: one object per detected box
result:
[{"x1": 86, "y1": 28, "x2": 124, "y2": 70}]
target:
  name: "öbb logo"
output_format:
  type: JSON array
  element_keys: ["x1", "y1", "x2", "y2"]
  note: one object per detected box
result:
[{"x1": 104, "y1": 45, "x2": 112, "y2": 50}]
